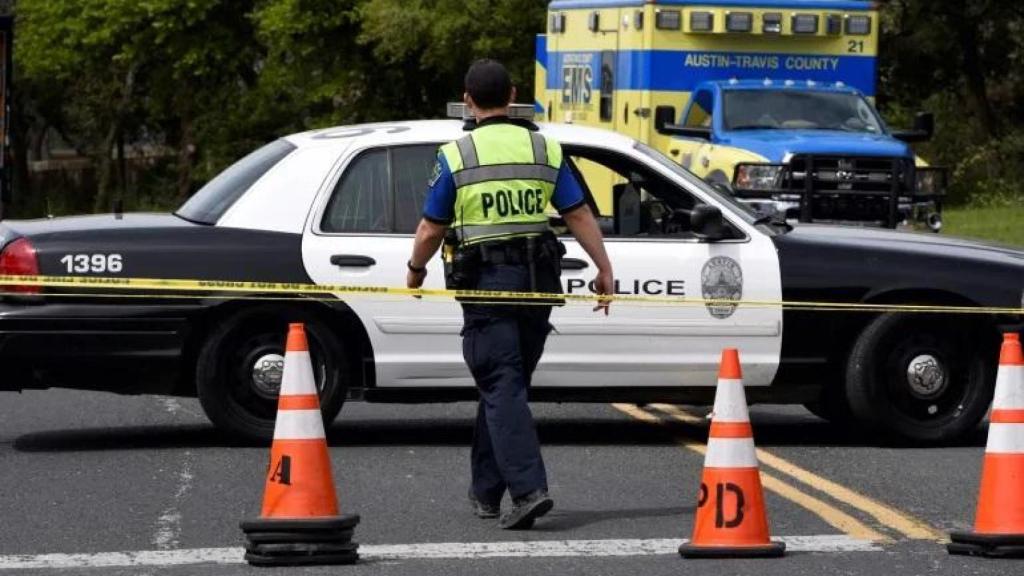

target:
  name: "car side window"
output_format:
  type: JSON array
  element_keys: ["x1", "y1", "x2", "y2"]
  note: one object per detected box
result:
[
  {"x1": 321, "y1": 149, "x2": 390, "y2": 233},
  {"x1": 683, "y1": 89, "x2": 714, "y2": 128},
  {"x1": 563, "y1": 146, "x2": 741, "y2": 241},
  {"x1": 320, "y1": 144, "x2": 438, "y2": 234},
  {"x1": 392, "y1": 145, "x2": 438, "y2": 233}
]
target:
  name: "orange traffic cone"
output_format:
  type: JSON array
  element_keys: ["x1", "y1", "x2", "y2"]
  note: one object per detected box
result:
[
  {"x1": 240, "y1": 323, "x2": 360, "y2": 566},
  {"x1": 678, "y1": 348, "x2": 785, "y2": 558},
  {"x1": 949, "y1": 332, "x2": 1024, "y2": 558}
]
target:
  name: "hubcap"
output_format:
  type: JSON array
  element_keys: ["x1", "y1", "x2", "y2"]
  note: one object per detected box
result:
[
  {"x1": 250, "y1": 353, "x2": 285, "y2": 399},
  {"x1": 905, "y1": 354, "x2": 947, "y2": 400}
]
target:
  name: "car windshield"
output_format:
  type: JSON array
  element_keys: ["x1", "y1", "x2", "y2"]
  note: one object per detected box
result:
[
  {"x1": 722, "y1": 89, "x2": 885, "y2": 134},
  {"x1": 633, "y1": 141, "x2": 764, "y2": 226},
  {"x1": 176, "y1": 139, "x2": 296, "y2": 224}
]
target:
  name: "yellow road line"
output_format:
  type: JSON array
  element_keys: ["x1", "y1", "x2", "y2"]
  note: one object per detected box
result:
[
  {"x1": 648, "y1": 404, "x2": 946, "y2": 542},
  {"x1": 611, "y1": 404, "x2": 888, "y2": 542},
  {"x1": 648, "y1": 403, "x2": 707, "y2": 425}
]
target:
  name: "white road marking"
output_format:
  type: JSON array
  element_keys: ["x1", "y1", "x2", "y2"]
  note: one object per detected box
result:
[
  {"x1": 152, "y1": 453, "x2": 194, "y2": 550},
  {"x1": 152, "y1": 399, "x2": 195, "y2": 550},
  {"x1": 0, "y1": 536, "x2": 880, "y2": 569}
]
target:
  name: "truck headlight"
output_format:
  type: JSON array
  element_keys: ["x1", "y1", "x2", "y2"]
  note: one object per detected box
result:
[
  {"x1": 915, "y1": 167, "x2": 948, "y2": 196},
  {"x1": 734, "y1": 164, "x2": 784, "y2": 191}
]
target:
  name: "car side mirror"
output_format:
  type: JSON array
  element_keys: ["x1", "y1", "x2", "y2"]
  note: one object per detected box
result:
[
  {"x1": 690, "y1": 204, "x2": 729, "y2": 241},
  {"x1": 892, "y1": 111, "x2": 934, "y2": 143},
  {"x1": 654, "y1": 106, "x2": 676, "y2": 134}
]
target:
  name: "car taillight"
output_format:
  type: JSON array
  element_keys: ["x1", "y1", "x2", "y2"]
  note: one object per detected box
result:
[{"x1": 0, "y1": 238, "x2": 41, "y2": 294}]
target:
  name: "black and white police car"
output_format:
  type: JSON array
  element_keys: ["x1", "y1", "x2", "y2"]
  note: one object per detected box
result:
[{"x1": 1, "y1": 109, "x2": 1022, "y2": 443}]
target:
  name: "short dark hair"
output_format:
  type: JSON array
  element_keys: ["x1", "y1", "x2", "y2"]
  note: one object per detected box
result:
[{"x1": 464, "y1": 59, "x2": 513, "y2": 109}]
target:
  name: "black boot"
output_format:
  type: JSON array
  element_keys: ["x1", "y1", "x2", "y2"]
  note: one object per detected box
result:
[
  {"x1": 468, "y1": 490, "x2": 500, "y2": 519},
  {"x1": 499, "y1": 490, "x2": 553, "y2": 530}
]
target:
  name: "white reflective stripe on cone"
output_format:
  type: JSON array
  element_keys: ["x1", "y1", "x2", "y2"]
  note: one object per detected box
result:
[
  {"x1": 985, "y1": 422, "x2": 1024, "y2": 454},
  {"x1": 710, "y1": 379, "x2": 751, "y2": 423},
  {"x1": 704, "y1": 437, "x2": 759, "y2": 468},
  {"x1": 273, "y1": 409, "x2": 326, "y2": 440},
  {"x1": 279, "y1": 351, "x2": 317, "y2": 396},
  {"x1": 992, "y1": 366, "x2": 1024, "y2": 410}
]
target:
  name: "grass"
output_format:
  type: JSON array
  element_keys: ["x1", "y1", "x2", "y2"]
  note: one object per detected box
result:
[{"x1": 942, "y1": 205, "x2": 1024, "y2": 247}]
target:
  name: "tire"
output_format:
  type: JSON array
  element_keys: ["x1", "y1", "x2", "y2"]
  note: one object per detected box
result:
[
  {"x1": 196, "y1": 305, "x2": 349, "y2": 443},
  {"x1": 845, "y1": 313, "x2": 996, "y2": 444}
]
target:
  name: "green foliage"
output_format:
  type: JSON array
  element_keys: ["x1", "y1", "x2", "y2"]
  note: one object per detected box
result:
[
  {"x1": 9, "y1": 0, "x2": 547, "y2": 217},
  {"x1": 7, "y1": 0, "x2": 1023, "y2": 218},
  {"x1": 943, "y1": 206, "x2": 1024, "y2": 247},
  {"x1": 878, "y1": 0, "x2": 1024, "y2": 207}
]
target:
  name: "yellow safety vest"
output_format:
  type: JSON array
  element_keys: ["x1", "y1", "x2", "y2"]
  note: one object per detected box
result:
[{"x1": 440, "y1": 122, "x2": 562, "y2": 245}]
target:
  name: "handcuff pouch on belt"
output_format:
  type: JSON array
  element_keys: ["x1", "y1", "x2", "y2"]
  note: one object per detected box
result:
[{"x1": 443, "y1": 231, "x2": 566, "y2": 306}]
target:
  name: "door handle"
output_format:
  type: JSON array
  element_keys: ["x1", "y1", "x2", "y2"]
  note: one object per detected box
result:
[
  {"x1": 561, "y1": 258, "x2": 589, "y2": 270},
  {"x1": 330, "y1": 254, "x2": 376, "y2": 267}
]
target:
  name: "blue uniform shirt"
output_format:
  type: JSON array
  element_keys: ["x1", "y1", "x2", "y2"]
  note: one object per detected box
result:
[{"x1": 422, "y1": 153, "x2": 587, "y2": 225}]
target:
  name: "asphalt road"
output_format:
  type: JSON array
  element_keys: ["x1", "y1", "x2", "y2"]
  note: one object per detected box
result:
[{"x1": 0, "y1": 389, "x2": 1017, "y2": 575}]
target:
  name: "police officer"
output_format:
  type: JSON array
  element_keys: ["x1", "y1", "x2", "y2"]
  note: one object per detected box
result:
[{"x1": 406, "y1": 59, "x2": 613, "y2": 529}]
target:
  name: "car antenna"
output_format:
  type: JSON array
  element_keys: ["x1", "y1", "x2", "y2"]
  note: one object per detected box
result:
[{"x1": 114, "y1": 199, "x2": 124, "y2": 220}]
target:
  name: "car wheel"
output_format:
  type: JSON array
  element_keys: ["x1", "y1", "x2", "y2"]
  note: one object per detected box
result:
[
  {"x1": 845, "y1": 313, "x2": 995, "y2": 444},
  {"x1": 196, "y1": 305, "x2": 348, "y2": 443}
]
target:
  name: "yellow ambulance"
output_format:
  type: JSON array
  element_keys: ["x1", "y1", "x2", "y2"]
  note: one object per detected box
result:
[{"x1": 535, "y1": 0, "x2": 945, "y2": 230}]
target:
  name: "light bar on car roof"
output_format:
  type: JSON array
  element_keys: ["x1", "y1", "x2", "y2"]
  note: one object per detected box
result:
[{"x1": 446, "y1": 103, "x2": 536, "y2": 120}]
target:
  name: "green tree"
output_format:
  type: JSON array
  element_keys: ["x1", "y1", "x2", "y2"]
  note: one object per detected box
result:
[
  {"x1": 879, "y1": 0, "x2": 1024, "y2": 204},
  {"x1": 17, "y1": 0, "x2": 260, "y2": 211},
  {"x1": 251, "y1": 0, "x2": 547, "y2": 128}
]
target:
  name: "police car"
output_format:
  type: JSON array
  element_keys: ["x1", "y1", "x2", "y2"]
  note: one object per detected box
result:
[{"x1": 1, "y1": 110, "x2": 1021, "y2": 443}]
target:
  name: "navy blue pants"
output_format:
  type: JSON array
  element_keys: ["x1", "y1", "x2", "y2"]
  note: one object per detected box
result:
[{"x1": 462, "y1": 264, "x2": 551, "y2": 504}]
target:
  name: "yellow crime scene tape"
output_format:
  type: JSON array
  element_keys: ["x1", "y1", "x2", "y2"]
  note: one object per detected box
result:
[{"x1": 1, "y1": 274, "x2": 1023, "y2": 315}]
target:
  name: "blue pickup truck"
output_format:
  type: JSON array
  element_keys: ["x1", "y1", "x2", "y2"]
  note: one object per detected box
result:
[{"x1": 656, "y1": 79, "x2": 946, "y2": 231}]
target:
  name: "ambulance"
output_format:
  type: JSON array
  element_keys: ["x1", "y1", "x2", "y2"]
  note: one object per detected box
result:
[{"x1": 535, "y1": 0, "x2": 946, "y2": 230}]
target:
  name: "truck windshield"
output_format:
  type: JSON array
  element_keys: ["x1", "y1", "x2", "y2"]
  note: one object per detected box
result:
[{"x1": 722, "y1": 90, "x2": 885, "y2": 134}]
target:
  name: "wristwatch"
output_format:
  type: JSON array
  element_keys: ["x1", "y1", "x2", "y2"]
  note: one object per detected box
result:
[{"x1": 407, "y1": 260, "x2": 427, "y2": 274}]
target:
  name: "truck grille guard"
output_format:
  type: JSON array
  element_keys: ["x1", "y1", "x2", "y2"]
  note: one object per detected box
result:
[{"x1": 732, "y1": 155, "x2": 948, "y2": 229}]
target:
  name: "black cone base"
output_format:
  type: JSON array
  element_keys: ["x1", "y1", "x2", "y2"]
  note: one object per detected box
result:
[
  {"x1": 679, "y1": 541, "x2": 786, "y2": 559},
  {"x1": 241, "y1": 514, "x2": 360, "y2": 567},
  {"x1": 948, "y1": 531, "x2": 1024, "y2": 558}
]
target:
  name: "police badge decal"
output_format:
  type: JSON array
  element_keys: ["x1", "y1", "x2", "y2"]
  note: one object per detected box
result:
[{"x1": 701, "y1": 256, "x2": 743, "y2": 319}]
